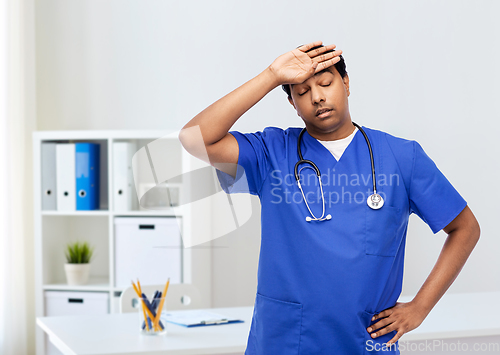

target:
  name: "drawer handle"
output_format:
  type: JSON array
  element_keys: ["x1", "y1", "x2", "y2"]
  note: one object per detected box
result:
[
  {"x1": 68, "y1": 298, "x2": 84, "y2": 303},
  {"x1": 139, "y1": 224, "x2": 155, "y2": 230}
]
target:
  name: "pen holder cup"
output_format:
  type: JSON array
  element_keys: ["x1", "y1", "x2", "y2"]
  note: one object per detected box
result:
[{"x1": 138, "y1": 297, "x2": 167, "y2": 336}]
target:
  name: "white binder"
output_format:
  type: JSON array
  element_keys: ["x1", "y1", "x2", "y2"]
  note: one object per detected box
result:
[
  {"x1": 113, "y1": 142, "x2": 136, "y2": 211},
  {"x1": 41, "y1": 143, "x2": 57, "y2": 210},
  {"x1": 56, "y1": 143, "x2": 76, "y2": 211}
]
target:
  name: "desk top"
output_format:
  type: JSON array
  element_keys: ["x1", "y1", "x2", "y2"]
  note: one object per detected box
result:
[
  {"x1": 398, "y1": 291, "x2": 500, "y2": 341},
  {"x1": 37, "y1": 306, "x2": 253, "y2": 355},
  {"x1": 37, "y1": 292, "x2": 500, "y2": 355}
]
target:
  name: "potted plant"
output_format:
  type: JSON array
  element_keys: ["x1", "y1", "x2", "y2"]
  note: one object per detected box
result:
[{"x1": 64, "y1": 241, "x2": 95, "y2": 285}]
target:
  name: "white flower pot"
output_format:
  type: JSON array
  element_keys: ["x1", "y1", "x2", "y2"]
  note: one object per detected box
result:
[{"x1": 64, "y1": 263, "x2": 91, "y2": 285}]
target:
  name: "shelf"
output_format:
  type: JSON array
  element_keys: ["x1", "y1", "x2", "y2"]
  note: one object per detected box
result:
[
  {"x1": 112, "y1": 210, "x2": 182, "y2": 217},
  {"x1": 33, "y1": 129, "x2": 177, "y2": 141},
  {"x1": 111, "y1": 286, "x2": 128, "y2": 293},
  {"x1": 41, "y1": 210, "x2": 183, "y2": 217},
  {"x1": 42, "y1": 210, "x2": 110, "y2": 216},
  {"x1": 34, "y1": 129, "x2": 212, "y2": 355},
  {"x1": 43, "y1": 277, "x2": 111, "y2": 292}
]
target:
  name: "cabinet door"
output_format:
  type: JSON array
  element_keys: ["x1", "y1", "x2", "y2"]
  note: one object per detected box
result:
[{"x1": 114, "y1": 217, "x2": 182, "y2": 288}]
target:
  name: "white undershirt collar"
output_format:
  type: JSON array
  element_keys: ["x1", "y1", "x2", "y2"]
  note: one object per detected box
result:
[{"x1": 315, "y1": 126, "x2": 359, "y2": 161}]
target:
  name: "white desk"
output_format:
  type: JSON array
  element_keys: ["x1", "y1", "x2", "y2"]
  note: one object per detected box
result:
[
  {"x1": 37, "y1": 292, "x2": 500, "y2": 355},
  {"x1": 37, "y1": 306, "x2": 253, "y2": 355},
  {"x1": 397, "y1": 291, "x2": 500, "y2": 341}
]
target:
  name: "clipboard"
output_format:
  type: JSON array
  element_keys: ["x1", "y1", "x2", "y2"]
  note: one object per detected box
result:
[{"x1": 164, "y1": 310, "x2": 244, "y2": 327}]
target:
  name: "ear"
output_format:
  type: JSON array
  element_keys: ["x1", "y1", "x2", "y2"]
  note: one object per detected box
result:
[
  {"x1": 288, "y1": 96, "x2": 296, "y2": 110},
  {"x1": 343, "y1": 74, "x2": 350, "y2": 97}
]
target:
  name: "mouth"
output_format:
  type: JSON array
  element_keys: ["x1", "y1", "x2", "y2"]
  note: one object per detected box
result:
[{"x1": 316, "y1": 108, "x2": 333, "y2": 118}]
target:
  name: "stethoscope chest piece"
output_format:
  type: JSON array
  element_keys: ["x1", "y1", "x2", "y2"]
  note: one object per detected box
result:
[{"x1": 367, "y1": 193, "x2": 384, "y2": 210}]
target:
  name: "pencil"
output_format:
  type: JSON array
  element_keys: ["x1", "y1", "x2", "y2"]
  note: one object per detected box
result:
[
  {"x1": 153, "y1": 278, "x2": 170, "y2": 328},
  {"x1": 132, "y1": 280, "x2": 150, "y2": 331},
  {"x1": 132, "y1": 280, "x2": 156, "y2": 331}
]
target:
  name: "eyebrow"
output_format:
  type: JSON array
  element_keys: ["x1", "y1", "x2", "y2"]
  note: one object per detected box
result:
[{"x1": 314, "y1": 68, "x2": 332, "y2": 77}]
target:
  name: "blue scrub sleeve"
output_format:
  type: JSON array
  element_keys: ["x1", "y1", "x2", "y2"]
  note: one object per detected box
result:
[
  {"x1": 215, "y1": 130, "x2": 273, "y2": 196},
  {"x1": 409, "y1": 141, "x2": 467, "y2": 234}
]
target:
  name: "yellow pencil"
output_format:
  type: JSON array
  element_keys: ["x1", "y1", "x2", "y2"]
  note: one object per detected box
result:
[
  {"x1": 132, "y1": 280, "x2": 156, "y2": 331},
  {"x1": 153, "y1": 278, "x2": 170, "y2": 328},
  {"x1": 132, "y1": 281, "x2": 150, "y2": 331},
  {"x1": 136, "y1": 279, "x2": 154, "y2": 331}
]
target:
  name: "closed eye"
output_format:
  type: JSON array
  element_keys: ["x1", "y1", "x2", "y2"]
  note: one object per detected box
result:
[{"x1": 298, "y1": 82, "x2": 331, "y2": 96}]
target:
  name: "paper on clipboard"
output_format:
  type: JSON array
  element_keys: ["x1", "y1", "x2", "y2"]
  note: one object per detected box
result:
[{"x1": 164, "y1": 310, "x2": 244, "y2": 327}]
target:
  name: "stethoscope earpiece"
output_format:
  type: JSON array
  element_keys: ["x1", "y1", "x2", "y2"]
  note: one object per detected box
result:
[
  {"x1": 295, "y1": 123, "x2": 382, "y2": 222},
  {"x1": 305, "y1": 214, "x2": 332, "y2": 222}
]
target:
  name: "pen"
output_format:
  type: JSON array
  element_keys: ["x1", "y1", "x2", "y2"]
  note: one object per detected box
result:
[
  {"x1": 141, "y1": 292, "x2": 164, "y2": 330},
  {"x1": 132, "y1": 280, "x2": 151, "y2": 331},
  {"x1": 132, "y1": 280, "x2": 159, "y2": 331}
]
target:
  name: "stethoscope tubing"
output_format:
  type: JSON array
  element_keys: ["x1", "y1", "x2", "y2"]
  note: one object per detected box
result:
[
  {"x1": 353, "y1": 122, "x2": 377, "y2": 194},
  {"x1": 294, "y1": 122, "x2": 381, "y2": 221},
  {"x1": 295, "y1": 122, "x2": 376, "y2": 192}
]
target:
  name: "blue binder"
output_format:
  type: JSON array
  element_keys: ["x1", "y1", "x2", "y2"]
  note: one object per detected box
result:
[{"x1": 75, "y1": 143, "x2": 100, "y2": 210}]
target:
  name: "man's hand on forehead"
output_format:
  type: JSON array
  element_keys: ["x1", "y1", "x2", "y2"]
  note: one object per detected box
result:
[{"x1": 268, "y1": 41, "x2": 342, "y2": 87}]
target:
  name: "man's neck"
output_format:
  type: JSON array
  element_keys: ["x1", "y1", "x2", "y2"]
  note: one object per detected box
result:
[{"x1": 307, "y1": 120, "x2": 356, "y2": 141}]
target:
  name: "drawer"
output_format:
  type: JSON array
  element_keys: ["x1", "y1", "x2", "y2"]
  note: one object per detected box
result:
[{"x1": 44, "y1": 291, "x2": 109, "y2": 316}]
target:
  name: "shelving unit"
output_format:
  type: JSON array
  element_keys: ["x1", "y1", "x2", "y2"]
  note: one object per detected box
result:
[{"x1": 33, "y1": 130, "x2": 213, "y2": 355}]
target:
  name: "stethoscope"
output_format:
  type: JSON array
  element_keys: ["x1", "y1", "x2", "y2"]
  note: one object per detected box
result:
[{"x1": 294, "y1": 122, "x2": 384, "y2": 222}]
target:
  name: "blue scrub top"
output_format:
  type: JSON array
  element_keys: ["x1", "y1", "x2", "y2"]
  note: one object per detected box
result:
[{"x1": 216, "y1": 126, "x2": 467, "y2": 355}]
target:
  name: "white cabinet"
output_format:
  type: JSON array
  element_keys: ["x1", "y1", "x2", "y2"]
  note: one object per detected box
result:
[
  {"x1": 44, "y1": 291, "x2": 109, "y2": 355},
  {"x1": 33, "y1": 130, "x2": 213, "y2": 355},
  {"x1": 114, "y1": 217, "x2": 182, "y2": 287}
]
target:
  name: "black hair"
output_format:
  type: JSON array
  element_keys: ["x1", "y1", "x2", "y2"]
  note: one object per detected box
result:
[{"x1": 281, "y1": 44, "x2": 347, "y2": 99}]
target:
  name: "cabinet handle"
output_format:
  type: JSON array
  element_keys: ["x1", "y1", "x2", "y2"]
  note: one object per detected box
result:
[
  {"x1": 139, "y1": 224, "x2": 155, "y2": 230},
  {"x1": 68, "y1": 298, "x2": 84, "y2": 303}
]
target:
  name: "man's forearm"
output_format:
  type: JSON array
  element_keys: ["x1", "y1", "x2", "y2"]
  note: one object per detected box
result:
[
  {"x1": 180, "y1": 67, "x2": 279, "y2": 146},
  {"x1": 411, "y1": 225, "x2": 480, "y2": 316}
]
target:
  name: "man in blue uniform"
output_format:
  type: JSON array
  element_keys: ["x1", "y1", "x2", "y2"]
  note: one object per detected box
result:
[{"x1": 179, "y1": 41, "x2": 480, "y2": 354}]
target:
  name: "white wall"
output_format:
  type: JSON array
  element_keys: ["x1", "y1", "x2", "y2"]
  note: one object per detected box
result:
[{"x1": 35, "y1": 0, "x2": 500, "y2": 309}]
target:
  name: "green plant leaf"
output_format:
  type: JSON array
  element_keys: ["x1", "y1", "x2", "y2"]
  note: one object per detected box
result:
[{"x1": 65, "y1": 241, "x2": 94, "y2": 264}]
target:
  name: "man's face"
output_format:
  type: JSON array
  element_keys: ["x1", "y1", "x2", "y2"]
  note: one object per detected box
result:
[{"x1": 288, "y1": 66, "x2": 350, "y2": 134}]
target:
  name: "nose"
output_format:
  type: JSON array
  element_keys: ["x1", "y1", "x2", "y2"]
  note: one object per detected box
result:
[{"x1": 311, "y1": 87, "x2": 325, "y2": 105}]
